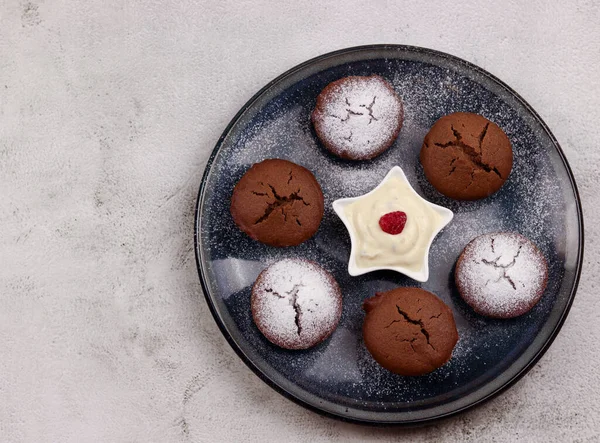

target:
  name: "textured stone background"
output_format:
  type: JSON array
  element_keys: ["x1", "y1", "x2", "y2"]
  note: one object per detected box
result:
[{"x1": 0, "y1": 1, "x2": 598, "y2": 442}]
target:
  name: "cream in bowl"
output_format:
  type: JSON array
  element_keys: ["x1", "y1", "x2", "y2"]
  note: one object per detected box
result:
[{"x1": 332, "y1": 166, "x2": 453, "y2": 282}]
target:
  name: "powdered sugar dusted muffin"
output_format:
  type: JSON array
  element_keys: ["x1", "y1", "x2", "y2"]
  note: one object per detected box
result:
[
  {"x1": 311, "y1": 75, "x2": 404, "y2": 160},
  {"x1": 251, "y1": 259, "x2": 342, "y2": 350},
  {"x1": 455, "y1": 232, "x2": 548, "y2": 319}
]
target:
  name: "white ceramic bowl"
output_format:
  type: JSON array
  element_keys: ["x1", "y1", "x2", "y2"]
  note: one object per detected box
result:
[{"x1": 332, "y1": 166, "x2": 453, "y2": 282}]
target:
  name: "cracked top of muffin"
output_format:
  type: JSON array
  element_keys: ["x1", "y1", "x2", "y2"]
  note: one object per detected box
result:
[
  {"x1": 420, "y1": 112, "x2": 513, "y2": 200},
  {"x1": 251, "y1": 259, "x2": 342, "y2": 350},
  {"x1": 230, "y1": 159, "x2": 324, "y2": 247},
  {"x1": 311, "y1": 75, "x2": 404, "y2": 161},
  {"x1": 362, "y1": 287, "x2": 458, "y2": 376},
  {"x1": 455, "y1": 232, "x2": 548, "y2": 319}
]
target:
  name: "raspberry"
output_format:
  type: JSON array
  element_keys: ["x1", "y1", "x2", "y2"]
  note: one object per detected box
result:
[{"x1": 378, "y1": 211, "x2": 407, "y2": 235}]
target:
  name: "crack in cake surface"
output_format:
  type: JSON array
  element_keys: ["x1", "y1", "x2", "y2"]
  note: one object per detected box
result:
[
  {"x1": 433, "y1": 124, "x2": 503, "y2": 180},
  {"x1": 383, "y1": 305, "x2": 437, "y2": 351},
  {"x1": 478, "y1": 240, "x2": 524, "y2": 290},
  {"x1": 264, "y1": 283, "x2": 305, "y2": 335},
  {"x1": 288, "y1": 285, "x2": 303, "y2": 335},
  {"x1": 333, "y1": 95, "x2": 379, "y2": 124},
  {"x1": 253, "y1": 179, "x2": 310, "y2": 225}
]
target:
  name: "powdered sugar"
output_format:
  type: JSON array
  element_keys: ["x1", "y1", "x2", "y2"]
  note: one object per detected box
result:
[
  {"x1": 313, "y1": 76, "x2": 403, "y2": 159},
  {"x1": 457, "y1": 233, "x2": 548, "y2": 318},
  {"x1": 252, "y1": 259, "x2": 342, "y2": 349}
]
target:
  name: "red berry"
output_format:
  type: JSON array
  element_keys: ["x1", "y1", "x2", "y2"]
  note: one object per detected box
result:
[{"x1": 379, "y1": 211, "x2": 407, "y2": 235}]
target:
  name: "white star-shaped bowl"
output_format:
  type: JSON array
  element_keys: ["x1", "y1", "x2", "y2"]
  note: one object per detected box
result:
[{"x1": 332, "y1": 166, "x2": 453, "y2": 282}]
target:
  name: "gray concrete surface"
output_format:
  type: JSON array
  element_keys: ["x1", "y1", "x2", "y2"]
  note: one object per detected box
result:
[{"x1": 0, "y1": 1, "x2": 598, "y2": 442}]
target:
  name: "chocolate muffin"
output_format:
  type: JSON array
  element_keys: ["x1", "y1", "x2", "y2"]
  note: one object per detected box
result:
[
  {"x1": 362, "y1": 288, "x2": 458, "y2": 376},
  {"x1": 311, "y1": 75, "x2": 404, "y2": 161},
  {"x1": 230, "y1": 159, "x2": 324, "y2": 247},
  {"x1": 420, "y1": 112, "x2": 513, "y2": 200},
  {"x1": 455, "y1": 232, "x2": 548, "y2": 319},
  {"x1": 251, "y1": 259, "x2": 343, "y2": 350}
]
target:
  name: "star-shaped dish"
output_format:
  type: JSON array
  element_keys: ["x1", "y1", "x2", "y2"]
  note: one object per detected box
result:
[{"x1": 332, "y1": 166, "x2": 453, "y2": 282}]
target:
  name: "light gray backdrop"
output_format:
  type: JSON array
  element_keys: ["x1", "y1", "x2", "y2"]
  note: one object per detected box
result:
[{"x1": 0, "y1": 1, "x2": 597, "y2": 442}]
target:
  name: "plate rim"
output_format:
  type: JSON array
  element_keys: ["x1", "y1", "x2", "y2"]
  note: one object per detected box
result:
[{"x1": 193, "y1": 44, "x2": 585, "y2": 425}]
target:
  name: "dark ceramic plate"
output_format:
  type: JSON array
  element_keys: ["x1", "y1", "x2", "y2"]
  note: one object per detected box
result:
[{"x1": 194, "y1": 45, "x2": 583, "y2": 425}]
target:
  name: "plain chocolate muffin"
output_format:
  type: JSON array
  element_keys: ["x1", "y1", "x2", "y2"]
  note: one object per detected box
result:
[
  {"x1": 420, "y1": 112, "x2": 513, "y2": 200},
  {"x1": 230, "y1": 159, "x2": 324, "y2": 247},
  {"x1": 362, "y1": 287, "x2": 458, "y2": 376}
]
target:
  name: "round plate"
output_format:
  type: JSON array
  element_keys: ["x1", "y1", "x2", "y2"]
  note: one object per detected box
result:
[{"x1": 194, "y1": 45, "x2": 584, "y2": 425}]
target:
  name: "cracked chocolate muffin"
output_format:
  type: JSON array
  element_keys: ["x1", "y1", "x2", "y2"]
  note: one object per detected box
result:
[
  {"x1": 230, "y1": 159, "x2": 324, "y2": 247},
  {"x1": 420, "y1": 112, "x2": 513, "y2": 200},
  {"x1": 455, "y1": 232, "x2": 548, "y2": 319},
  {"x1": 362, "y1": 287, "x2": 458, "y2": 376},
  {"x1": 251, "y1": 259, "x2": 343, "y2": 350},
  {"x1": 311, "y1": 75, "x2": 404, "y2": 160}
]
